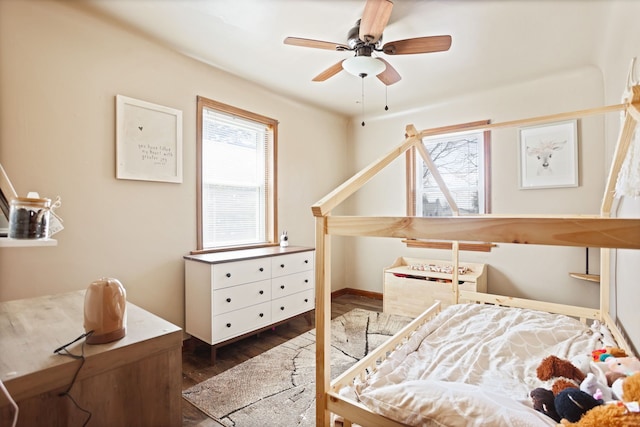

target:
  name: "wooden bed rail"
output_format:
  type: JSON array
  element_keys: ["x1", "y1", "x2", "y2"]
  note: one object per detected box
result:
[
  {"x1": 459, "y1": 290, "x2": 601, "y2": 322},
  {"x1": 331, "y1": 301, "x2": 442, "y2": 392},
  {"x1": 326, "y1": 394, "x2": 407, "y2": 427},
  {"x1": 323, "y1": 215, "x2": 640, "y2": 249},
  {"x1": 328, "y1": 302, "x2": 442, "y2": 427}
]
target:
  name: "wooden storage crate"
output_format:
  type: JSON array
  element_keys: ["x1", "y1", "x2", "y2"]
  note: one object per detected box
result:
[{"x1": 383, "y1": 256, "x2": 487, "y2": 317}]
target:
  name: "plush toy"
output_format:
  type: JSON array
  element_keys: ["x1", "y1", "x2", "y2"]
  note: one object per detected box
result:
[
  {"x1": 530, "y1": 387, "x2": 561, "y2": 422},
  {"x1": 537, "y1": 355, "x2": 586, "y2": 394},
  {"x1": 606, "y1": 356, "x2": 640, "y2": 377},
  {"x1": 560, "y1": 372, "x2": 640, "y2": 426},
  {"x1": 606, "y1": 371, "x2": 627, "y2": 387},
  {"x1": 603, "y1": 356, "x2": 640, "y2": 399},
  {"x1": 624, "y1": 372, "x2": 640, "y2": 401},
  {"x1": 592, "y1": 347, "x2": 628, "y2": 362},
  {"x1": 530, "y1": 355, "x2": 590, "y2": 422},
  {"x1": 554, "y1": 389, "x2": 602, "y2": 422},
  {"x1": 580, "y1": 372, "x2": 612, "y2": 401}
]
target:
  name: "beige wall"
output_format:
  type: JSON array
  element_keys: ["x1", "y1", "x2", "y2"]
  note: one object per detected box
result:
[{"x1": 0, "y1": 0, "x2": 348, "y2": 329}]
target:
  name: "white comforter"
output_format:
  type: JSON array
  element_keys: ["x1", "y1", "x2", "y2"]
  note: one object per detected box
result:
[{"x1": 355, "y1": 303, "x2": 604, "y2": 427}]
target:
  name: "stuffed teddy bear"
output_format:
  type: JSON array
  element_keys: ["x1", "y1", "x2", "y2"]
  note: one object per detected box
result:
[{"x1": 559, "y1": 372, "x2": 640, "y2": 426}]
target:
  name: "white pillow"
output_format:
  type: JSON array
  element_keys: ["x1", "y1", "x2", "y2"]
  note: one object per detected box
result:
[{"x1": 357, "y1": 380, "x2": 556, "y2": 427}]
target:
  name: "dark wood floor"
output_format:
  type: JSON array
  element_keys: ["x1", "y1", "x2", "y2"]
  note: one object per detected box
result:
[{"x1": 181, "y1": 293, "x2": 382, "y2": 426}]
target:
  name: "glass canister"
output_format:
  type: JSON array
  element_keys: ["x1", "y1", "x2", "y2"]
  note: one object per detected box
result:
[{"x1": 8, "y1": 196, "x2": 51, "y2": 239}]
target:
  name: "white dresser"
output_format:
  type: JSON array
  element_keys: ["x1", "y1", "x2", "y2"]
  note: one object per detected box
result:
[{"x1": 184, "y1": 246, "x2": 315, "y2": 362}]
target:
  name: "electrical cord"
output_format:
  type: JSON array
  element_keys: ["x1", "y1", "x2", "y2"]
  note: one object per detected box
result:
[
  {"x1": 53, "y1": 331, "x2": 94, "y2": 427},
  {"x1": 0, "y1": 377, "x2": 18, "y2": 427}
]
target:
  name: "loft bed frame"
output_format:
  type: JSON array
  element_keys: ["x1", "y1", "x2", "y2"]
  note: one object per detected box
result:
[{"x1": 312, "y1": 84, "x2": 640, "y2": 427}]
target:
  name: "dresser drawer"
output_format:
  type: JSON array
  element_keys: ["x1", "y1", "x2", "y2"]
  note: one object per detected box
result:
[
  {"x1": 271, "y1": 251, "x2": 314, "y2": 277},
  {"x1": 271, "y1": 270, "x2": 314, "y2": 299},
  {"x1": 212, "y1": 301, "x2": 272, "y2": 343},
  {"x1": 211, "y1": 258, "x2": 272, "y2": 289},
  {"x1": 271, "y1": 289, "x2": 314, "y2": 323},
  {"x1": 212, "y1": 279, "x2": 271, "y2": 315}
]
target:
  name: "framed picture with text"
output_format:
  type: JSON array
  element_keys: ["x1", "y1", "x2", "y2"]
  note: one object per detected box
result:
[{"x1": 116, "y1": 95, "x2": 183, "y2": 183}]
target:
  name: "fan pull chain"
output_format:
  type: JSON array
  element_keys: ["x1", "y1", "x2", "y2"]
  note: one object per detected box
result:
[
  {"x1": 385, "y1": 85, "x2": 389, "y2": 111},
  {"x1": 361, "y1": 74, "x2": 366, "y2": 126}
]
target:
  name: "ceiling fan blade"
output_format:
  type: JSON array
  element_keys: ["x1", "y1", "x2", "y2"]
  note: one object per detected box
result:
[
  {"x1": 359, "y1": 0, "x2": 393, "y2": 44},
  {"x1": 312, "y1": 60, "x2": 345, "y2": 82},
  {"x1": 382, "y1": 35, "x2": 452, "y2": 55},
  {"x1": 284, "y1": 37, "x2": 349, "y2": 51},
  {"x1": 376, "y1": 58, "x2": 401, "y2": 85}
]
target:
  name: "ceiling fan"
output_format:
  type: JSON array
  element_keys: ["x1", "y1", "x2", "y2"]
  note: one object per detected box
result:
[{"x1": 283, "y1": 0, "x2": 452, "y2": 86}]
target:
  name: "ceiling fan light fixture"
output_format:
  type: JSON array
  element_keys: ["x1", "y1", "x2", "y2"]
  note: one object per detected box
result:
[{"x1": 342, "y1": 56, "x2": 386, "y2": 78}]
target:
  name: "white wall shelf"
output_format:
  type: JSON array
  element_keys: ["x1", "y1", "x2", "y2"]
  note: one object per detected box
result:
[{"x1": 0, "y1": 238, "x2": 57, "y2": 247}]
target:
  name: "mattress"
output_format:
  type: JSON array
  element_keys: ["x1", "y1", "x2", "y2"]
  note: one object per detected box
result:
[{"x1": 354, "y1": 303, "x2": 608, "y2": 427}]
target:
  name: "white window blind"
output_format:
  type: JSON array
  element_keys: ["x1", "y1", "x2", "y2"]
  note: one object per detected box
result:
[
  {"x1": 416, "y1": 130, "x2": 486, "y2": 216},
  {"x1": 201, "y1": 107, "x2": 271, "y2": 248}
]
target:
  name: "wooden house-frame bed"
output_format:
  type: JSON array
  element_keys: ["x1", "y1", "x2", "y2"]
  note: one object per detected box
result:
[{"x1": 312, "y1": 85, "x2": 640, "y2": 426}]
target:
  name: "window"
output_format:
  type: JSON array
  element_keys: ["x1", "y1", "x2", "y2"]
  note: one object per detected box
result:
[
  {"x1": 408, "y1": 120, "x2": 491, "y2": 217},
  {"x1": 196, "y1": 97, "x2": 278, "y2": 251}
]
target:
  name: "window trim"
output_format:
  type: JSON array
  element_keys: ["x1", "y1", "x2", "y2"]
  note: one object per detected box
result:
[{"x1": 195, "y1": 96, "x2": 278, "y2": 253}]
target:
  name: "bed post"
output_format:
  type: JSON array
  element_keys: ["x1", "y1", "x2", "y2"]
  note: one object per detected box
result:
[
  {"x1": 599, "y1": 86, "x2": 640, "y2": 321},
  {"x1": 315, "y1": 215, "x2": 332, "y2": 427}
]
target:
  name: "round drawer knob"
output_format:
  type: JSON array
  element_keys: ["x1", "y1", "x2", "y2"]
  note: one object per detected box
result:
[
  {"x1": 280, "y1": 306, "x2": 285, "y2": 311},
  {"x1": 259, "y1": 290, "x2": 264, "y2": 295},
  {"x1": 280, "y1": 264, "x2": 285, "y2": 268},
  {"x1": 259, "y1": 313, "x2": 264, "y2": 317},
  {"x1": 304, "y1": 279, "x2": 309, "y2": 283},
  {"x1": 304, "y1": 260, "x2": 309, "y2": 264},
  {"x1": 304, "y1": 298, "x2": 309, "y2": 303},
  {"x1": 226, "y1": 298, "x2": 231, "y2": 303},
  {"x1": 226, "y1": 323, "x2": 231, "y2": 328},
  {"x1": 280, "y1": 285, "x2": 285, "y2": 289},
  {"x1": 226, "y1": 273, "x2": 231, "y2": 278},
  {"x1": 259, "y1": 267, "x2": 264, "y2": 272}
]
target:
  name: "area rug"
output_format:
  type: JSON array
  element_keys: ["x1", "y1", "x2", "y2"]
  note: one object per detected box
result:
[{"x1": 182, "y1": 308, "x2": 412, "y2": 426}]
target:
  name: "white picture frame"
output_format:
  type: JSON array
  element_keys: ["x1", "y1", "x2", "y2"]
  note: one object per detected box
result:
[
  {"x1": 518, "y1": 119, "x2": 578, "y2": 189},
  {"x1": 116, "y1": 95, "x2": 183, "y2": 183}
]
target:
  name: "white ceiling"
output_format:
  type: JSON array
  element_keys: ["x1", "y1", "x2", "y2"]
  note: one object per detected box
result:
[{"x1": 80, "y1": 0, "x2": 609, "y2": 118}]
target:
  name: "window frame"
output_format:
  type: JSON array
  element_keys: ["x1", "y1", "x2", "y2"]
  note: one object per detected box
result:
[
  {"x1": 195, "y1": 96, "x2": 278, "y2": 253},
  {"x1": 405, "y1": 120, "x2": 493, "y2": 251},
  {"x1": 407, "y1": 120, "x2": 491, "y2": 217}
]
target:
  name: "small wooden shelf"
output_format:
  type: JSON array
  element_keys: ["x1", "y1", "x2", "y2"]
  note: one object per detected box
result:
[
  {"x1": 569, "y1": 272, "x2": 600, "y2": 283},
  {"x1": 0, "y1": 237, "x2": 57, "y2": 247}
]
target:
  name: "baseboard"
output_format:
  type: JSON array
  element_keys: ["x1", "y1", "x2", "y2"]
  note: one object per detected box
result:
[{"x1": 331, "y1": 287, "x2": 383, "y2": 301}]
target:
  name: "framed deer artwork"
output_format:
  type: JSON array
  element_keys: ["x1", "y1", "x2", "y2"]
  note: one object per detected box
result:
[{"x1": 518, "y1": 119, "x2": 578, "y2": 189}]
